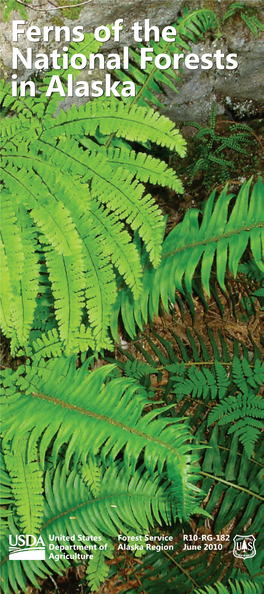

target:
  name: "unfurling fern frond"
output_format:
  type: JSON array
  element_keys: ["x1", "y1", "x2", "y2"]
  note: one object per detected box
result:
[
  {"x1": 4, "y1": 436, "x2": 44, "y2": 535},
  {"x1": 1, "y1": 358, "x2": 200, "y2": 521}
]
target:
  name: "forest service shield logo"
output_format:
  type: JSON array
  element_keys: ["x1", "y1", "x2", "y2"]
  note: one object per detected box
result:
[{"x1": 233, "y1": 535, "x2": 256, "y2": 559}]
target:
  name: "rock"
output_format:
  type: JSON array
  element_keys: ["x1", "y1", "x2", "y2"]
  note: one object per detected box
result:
[{"x1": 0, "y1": 0, "x2": 263, "y2": 123}]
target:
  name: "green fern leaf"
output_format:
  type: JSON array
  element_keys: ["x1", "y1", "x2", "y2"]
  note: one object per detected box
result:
[
  {"x1": 40, "y1": 32, "x2": 103, "y2": 102},
  {"x1": 4, "y1": 436, "x2": 44, "y2": 535},
  {"x1": 194, "y1": 579, "x2": 262, "y2": 594},
  {"x1": 45, "y1": 249, "x2": 86, "y2": 355},
  {"x1": 115, "y1": 9, "x2": 219, "y2": 106},
  {"x1": 223, "y1": 3, "x2": 245, "y2": 21},
  {"x1": 1, "y1": 159, "x2": 80, "y2": 257},
  {"x1": 0, "y1": 462, "x2": 197, "y2": 594},
  {"x1": 0, "y1": 195, "x2": 39, "y2": 352},
  {"x1": 86, "y1": 545, "x2": 113, "y2": 591},
  {"x1": 79, "y1": 456, "x2": 102, "y2": 497},
  {"x1": 208, "y1": 392, "x2": 264, "y2": 457},
  {"x1": 90, "y1": 145, "x2": 184, "y2": 193},
  {"x1": 214, "y1": 360, "x2": 229, "y2": 399},
  {"x1": 241, "y1": 13, "x2": 264, "y2": 38},
  {"x1": 89, "y1": 200, "x2": 143, "y2": 298},
  {"x1": 173, "y1": 365, "x2": 217, "y2": 401},
  {"x1": 113, "y1": 178, "x2": 264, "y2": 339},
  {"x1": 1, "y1": 358, "x2": 200, "y2": 521},
  {"x1": 30, "y1": 328, "x2": 64, "y2": 360},
  {"x1": 37, "y1": 173, "x2": 117, "y2": 349},
  {"x1": 42, "y1": 98, "x2": 186, "y2": 154}
]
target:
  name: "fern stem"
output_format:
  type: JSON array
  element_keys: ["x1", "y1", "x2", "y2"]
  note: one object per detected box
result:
[
  {"x1": 200, "y1": 471, "x2": 264, "y2": 501},
  {"x1": 163, "y1": 550, "x2": 200, "y2": 587},
  {"x1": 161, "y1": 220, "x2": 264, "y2": 262},
  {"x1": 156, "y1": 361, "x2": 234, "y2": 370},
  {"x1": 31, "y1": 391, "x2": 185, "y2": 461},
  {"x1": 200, "y1": 441, "x2": 264, "y2": 467},
  {"x1": 215, "y1": 120, "x2": 263, "y2": 151},
  {"x1": 40, "y1": 493, "x2": 168, "y2": 531}
]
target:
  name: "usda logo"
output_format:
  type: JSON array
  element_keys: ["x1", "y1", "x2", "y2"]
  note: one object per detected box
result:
[{"x1": 9, "y1": 535, "x2": 45, "y2": 560}]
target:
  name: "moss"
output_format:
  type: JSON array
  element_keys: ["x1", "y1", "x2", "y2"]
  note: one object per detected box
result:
[
  {"x1": 51, "y1": 14, "x2": 64, "y2": 27},
  {"x1": 55, "y1": 0, "x2": 84, "y2": 21}
]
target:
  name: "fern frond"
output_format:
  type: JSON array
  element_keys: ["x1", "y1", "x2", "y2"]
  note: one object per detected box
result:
[
  {"x1": 3, "y1": 0, "x2": 29, "y2": 22},
  {"x1": 124, "y1": 359, "x2": 157, "y2": 382},
  {"x1": 223, "y1": 3, "x2": 245, "y2": 21},
  {"x1": 208, "y1": 391, "x2": 264, "y2": 458},
  {"x1": 33, "y1": 171, "x2": 118, "y2": 350},
  {"x1": 232, "y1": 358, "x2": 264, "y2": 392},
  {"x1": 89, "y1": 200, "x2": 143, "y2": 298},
  {"x1": 45, "y1": 248, "x2": 86, "y2": 355},
  {"x1": 197, "y1": 427, "x2": 263, "y2": 546},
  {"x1": 239, "y1": 260, "x2": 264, "y2": 284},
  {"x1": 1, "y1": 76, "x2": 190, "y2": 352},
  {"x1": 1, "y1": 358, "x2": 200, "y2": 521},
  {"x1": 42, "y1": 99, "x2": 187, "y2": 154},
  {"x1": 194, "y1": 579, "x2": 262, "y2": 594},
  {"x1": 0, "y1": 80, "x2": 45, "y2": 119},
  {"x1": 4, "y1": 435, "x2": 44, "y2": 535},
  {"x1": 223, "y1": 3, "x2": 264, "y2": 38},
  {"x1": 112, "y1": 178, "x2": 264, "y2": 339},
  {"x1": 172, "y1": 365, "x2": 217, "y2": 401},
  {"x1": 86, "y1": 546, "x2": 112, "y2": 592},
  {"x1": 241, "y1": 13, "x2": 264, "y2": 38},
  {"x1": 0, "y1": 233, "x2": 14, "y2": 340},
  {"x1": 40, "y1": 32, "x2": 103, "y2": 101},
  {"x1": 79, "y1": 456, "x2": 102, "y2": 497},
  {"x1": 0, "y1": 195, "x2": 39, "y2": 352},
  {"x1": 29, "y1": 328, "x2": 64, "y2": 360},
  {"x1": 89, "y1": 145, "x2": 184, "y2": 193},
  {"x1": 253, "y1": 287, "x2": 264, "y2": 309},
  {"x1": 1, "y1": 157, "x2": 81, "y2": 257},
  {"x1": 0, "y1": 462, "x2": 198, "y2": 594},
  {"x1": 115, "y1": 8, "x2": 219, "y2": 106},
  {"x1": 38, "y1": 136, "x2": 165, "y2": 267}
]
